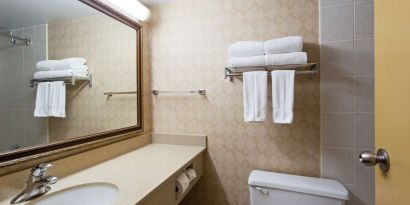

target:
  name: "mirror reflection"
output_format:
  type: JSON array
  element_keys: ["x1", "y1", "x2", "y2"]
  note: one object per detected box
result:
[{"x1": 0, "y1": 0, "x2": 139, "y2": 153}]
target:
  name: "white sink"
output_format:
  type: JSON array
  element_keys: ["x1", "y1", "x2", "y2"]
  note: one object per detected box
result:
[{"x1": 27, "y1": 182, "x2": 119, "y2": 205}]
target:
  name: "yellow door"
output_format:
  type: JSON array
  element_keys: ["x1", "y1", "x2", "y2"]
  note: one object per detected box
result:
[{"x1": 375, "y1": 0, "x2": 410, "y2": 204}]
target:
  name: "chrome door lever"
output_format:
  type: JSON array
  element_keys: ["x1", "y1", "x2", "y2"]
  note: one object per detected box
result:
[{"x1": 359, "y1": 149, "x2": 390, "y2": 172}]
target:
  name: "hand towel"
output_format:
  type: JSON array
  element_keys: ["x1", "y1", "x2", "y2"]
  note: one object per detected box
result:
[
  {"x1": 271, "y1": 70, "x2": 295, "y2": 124},
  {"x1": 243, "y1": 71, "x2": 267, "y2": 122},
  {"x1": 229, "y1": 55, "x2": 266, "y2": 68},
  {"x1": 34, "y1": 82, "x2": 50, "y2": 117},
  {"x1": 48, "y1": 81, "x2": 66, "y2": 118},
  {"x1": 34, "y1": 69, "x2": 89, "y2": 79},
  {"x1": 265, "y1": 52, "x2": 307, "y2": 66},
  {"x1": 36, "y1": 58, "x2": 87, "y2": 71},
  {"x1": 229, "y1": 41, "x2": 265, "y2": 57},
  {"x1": 264, "y1": 36, "x2": 303, "y2": 54}
]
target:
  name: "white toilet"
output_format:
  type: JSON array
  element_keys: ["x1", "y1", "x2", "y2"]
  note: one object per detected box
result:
[{"x1": 248, "y1": 170, "x2": 349, "y2": 205}]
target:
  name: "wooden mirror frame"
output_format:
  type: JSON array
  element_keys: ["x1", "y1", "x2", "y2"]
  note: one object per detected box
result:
[{"x1": 0, "y1": 0, "x2": 143, "y2": 171}]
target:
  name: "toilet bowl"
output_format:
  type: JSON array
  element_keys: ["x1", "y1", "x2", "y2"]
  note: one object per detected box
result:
[{"x1": 248, "y1": 170, "x2": 349, "y2": 205}]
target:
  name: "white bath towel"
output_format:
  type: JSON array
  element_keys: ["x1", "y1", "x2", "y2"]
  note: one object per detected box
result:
[
  {"x1": 265, "y1": 52, "x2": 307, "y2": 66},
  {"x1": 229, "y1": 55, "x2": 266, "y2": 68},
  {"x1": 36, "y1": 58, "x2": 87, "y2": 71},
  {"x1": 264, "y1": 36, "x2": 303, "y2": 54},
  {"x1": 34, "y1": 82, "x2": 50, "y2": 117},
  {"x1": 243, "y1": 71, "x2": 267, "y2": 122},
  {"x1": 271, "y1": 70, "x2": 295, "y2": 124},
  {"x1": 229, "y1": 41, "x2": 265, "y2": 57},
  {"x1": 34, "y1": 69, "x2": 89, "y2": 79},
  {"x1": 48, "y1": 81, "x2": 66, "y2": 118}
]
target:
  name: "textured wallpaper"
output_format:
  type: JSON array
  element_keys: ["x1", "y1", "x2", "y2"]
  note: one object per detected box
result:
[
  {"x1": 148, "y1": 0, "x2": 320, "y2": 204},
  {"x1": 48, "y1": 15, "x2": 139, "y2": 141}
]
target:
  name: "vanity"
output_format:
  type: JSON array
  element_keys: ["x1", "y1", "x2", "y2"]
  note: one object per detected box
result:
[{"x1": 0, "y1": 133, "x2": 206, "y2": 205}]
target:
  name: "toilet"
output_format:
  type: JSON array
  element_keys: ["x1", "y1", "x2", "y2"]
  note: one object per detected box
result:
[{"x1": 248, "y1": 170, "x2": 349, "y2": 205}]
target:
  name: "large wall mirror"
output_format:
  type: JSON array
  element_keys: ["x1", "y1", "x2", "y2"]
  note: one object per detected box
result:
[{"x1": 0, "y1": 0, "x2": 142, "y2": 163}]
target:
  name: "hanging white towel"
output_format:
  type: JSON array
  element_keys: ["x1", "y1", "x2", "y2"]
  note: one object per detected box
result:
[
  {"x1": 48, "y1": 81, "x2": 66, "y2": 118},
  {"x1": 34, "y1": 82, "x2": 50, "y2": 117},
  {"x1": 264, "y1": 36, "x2": 303, "y2": 54},
  {"x1": 271, "y1": 70, "x2": 295, "y2": 124},
  {"x1": 229, "y1": 41, "x2": 265, "y2": 57},
  {"x1": 243, "y1": 71, "x2": 267, "y2": 122}
]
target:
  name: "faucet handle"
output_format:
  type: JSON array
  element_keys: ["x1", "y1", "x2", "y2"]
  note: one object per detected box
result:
[
  {"x1": 31, "y1": 163, "x2": 53, "y2": 177},
  {"x1": 42, "y1": 176, "x2": 58, "y2": 185}
]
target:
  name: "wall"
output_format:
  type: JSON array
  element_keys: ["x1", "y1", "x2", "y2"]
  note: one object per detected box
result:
[
  {"x1": 149, "y1": 0, "x2": 320, "y2": 204},
  {"x1": 48, "y1": 15, "x2": 138, "y2": 141},
  {"x1": 320, "y1": 0, "x2": 374, "y2": 205},
  {"x1": 0, "y1": 25, "x2": 48, "y2": 152}
]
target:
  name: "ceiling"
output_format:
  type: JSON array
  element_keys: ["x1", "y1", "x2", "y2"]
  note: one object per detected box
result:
[{"x1": 0, "y1": 0, "x2": 101, "y2": 29}]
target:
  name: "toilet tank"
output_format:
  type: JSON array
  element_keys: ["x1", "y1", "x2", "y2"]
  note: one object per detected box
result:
[{"x1": 248, "y1": 170, "x2": 349, "y2": 205}]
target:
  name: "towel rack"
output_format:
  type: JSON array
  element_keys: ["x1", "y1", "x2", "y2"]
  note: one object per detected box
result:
[
  {"x1": 224, "y1": 63, "x2": 319, "y2": 81},
  {"x1": 152, "y1": 89, "x2": 206, "y2": 96},
  {"x1": 30, "y1": 75, "x2": 93, "y2": 88},
  {"x1": 104, "y1": 91, "x2": 138, "y2": 97}
]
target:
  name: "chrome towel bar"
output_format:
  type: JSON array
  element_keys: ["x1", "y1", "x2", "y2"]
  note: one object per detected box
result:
[
  {"x1": 152, "y1": 89, "x2": 206, "y2": 96},
  {"x1": 104, "y1": 91, "x2": 138, "y2": 97}
]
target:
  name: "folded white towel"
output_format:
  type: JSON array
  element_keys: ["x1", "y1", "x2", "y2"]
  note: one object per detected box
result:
[
  {"x1": 229, "y1": 41, "x2": 265, "y2": 57},
  {"x1": 36, "y1": 58, "x2": 87, "y2": 71},
  {"x1": 34, "y1": 82, "x2": 50, "y2": 117},
  {"x1": 265, "y1": 52, "x2": 307, "y2": 66},
  {"x1": 264, "y1": 36, "x2": 303, "y2": 54},
  {"x1": 48, "y1": 81, "x2": 66, "y2": 118},
  {"x1": 243, "y1": 71, "x2": 267, "y2": 122},
  {"x1": 34, "y1": 69, "x2": 89, "y2": 79},
  {"x1": 271, "y1": 70, "x2": 295, "y2": 124},
  {"x1": 229, "y1": 55, "x2": 266, "y2": 68}
]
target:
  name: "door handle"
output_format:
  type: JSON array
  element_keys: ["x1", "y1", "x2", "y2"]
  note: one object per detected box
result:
[{"x1": 359, "y1": 149, "x2": 390, "y2": 172}]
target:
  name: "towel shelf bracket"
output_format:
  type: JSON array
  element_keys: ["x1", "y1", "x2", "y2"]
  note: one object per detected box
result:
[
  {"x1": 224, "y1": 63, "x2": 319, "y2": 81},
  {"x1": 30, "y1": 74, "x2": 93, "y2": 88}
]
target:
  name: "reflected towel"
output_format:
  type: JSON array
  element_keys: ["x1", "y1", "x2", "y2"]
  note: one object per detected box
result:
[
  {"x1": 34, "y1": 82, "x2": 50, "y2": 117},
  {"x1": 36, "y1": 58, "x2": 87, "y2": 71},
  {"x1": 271, "y1": 70, "x2": 295, "y2": 124},
  {"x1": 34, "y1": 69, "x2": 89, "y2": 79},
  {"x1": 243, "y1": 71, "x2": 267, "y2": 122},
  {"x1": 48, "y1": 81, "x2": 66, "y2": 118},
  {"x1": 264, "y1": 36, "x2": 303, "y2": 54}
]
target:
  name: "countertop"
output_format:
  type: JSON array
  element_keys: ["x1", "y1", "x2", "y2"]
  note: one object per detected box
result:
[{"x1": 20, "y1": 143, "x2": 205, "y2": 205}]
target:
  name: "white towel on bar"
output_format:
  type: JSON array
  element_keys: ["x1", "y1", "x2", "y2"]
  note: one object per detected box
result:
[
  {"x1": 264, "y1": 36, "x2": 303, "y2": 54},
  {"x1": 34, "y1": 82, "x2": 66, "y2": 118},
  {"x1": 48, "y1": 81, "x2": 66, "y2": 118},
  {"x1": 229, "y1": 41, "x2": 265, "y2": 57},
  {"x1": 243, "y1": 71, "x2": 267, "y2": 122},
  {"x1": 36, "y1": 58, "x2": 87, "y2": 71},
  {"x1": 271, "y1": 70, "x2": 295, "y2": 124},
  {"x1": 34, "y1": 69, "x2": 89, "y2": 79},
  {"x1": 34, "y1": 82, "x2": 50, "y2": 117},
  {"x1": 229, "y1": 55, "x2": 266, "y2": 68},
  {"x1": 265, "y1": 52, "x2": 307, "y2": 66}
]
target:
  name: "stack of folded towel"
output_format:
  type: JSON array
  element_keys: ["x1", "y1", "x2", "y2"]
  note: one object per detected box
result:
[
  {"x1": 228, "y1": 36, "x2": 307, "y2": 68},
  {"x1": 34, "y1": 58, "x2": 88, "y2": 79}
]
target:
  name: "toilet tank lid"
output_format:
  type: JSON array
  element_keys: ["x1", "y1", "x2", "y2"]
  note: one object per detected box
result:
[{"x1": 248, "y1": 170, "x2": 349, "y2": 200}]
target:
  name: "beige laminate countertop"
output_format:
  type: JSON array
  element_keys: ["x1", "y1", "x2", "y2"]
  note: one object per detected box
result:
[{"x1": 19, "y1": 143, "x2": 205, "y2": 205}]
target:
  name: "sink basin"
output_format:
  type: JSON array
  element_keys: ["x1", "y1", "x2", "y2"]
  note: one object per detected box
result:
[{"x1": 27, "y1": 182, "x2": 119, "y2": 205}]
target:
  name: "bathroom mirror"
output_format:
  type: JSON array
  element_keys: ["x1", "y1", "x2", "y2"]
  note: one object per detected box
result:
[{"x1": 0, "y1": 0, "x2": 142, "y2": 163}]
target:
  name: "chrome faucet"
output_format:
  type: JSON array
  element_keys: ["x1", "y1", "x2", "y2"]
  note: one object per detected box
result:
[{"x1": 10, "y1": 163, "x2": 58, "y2": 204}]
